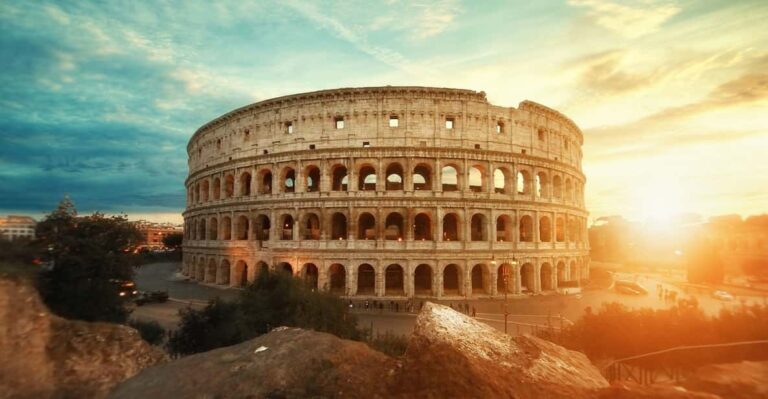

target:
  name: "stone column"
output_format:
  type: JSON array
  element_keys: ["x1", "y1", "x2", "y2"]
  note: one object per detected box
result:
[
  {"x1": 348, "y1": 159, "x2": 357, "y2": 192},
  {"x1": 514, "y1": 264, "x2": 522, "y2": 294}
]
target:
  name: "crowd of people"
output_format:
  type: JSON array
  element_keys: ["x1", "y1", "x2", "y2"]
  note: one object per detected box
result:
[{"x1": 346, "y1": 299, "x2": 477, "y2": 317}]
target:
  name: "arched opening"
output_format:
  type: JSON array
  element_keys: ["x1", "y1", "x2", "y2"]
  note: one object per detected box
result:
[
  {"x1": 570, "y1": 261, "x2": 579, "y2": 281},
  {"x1": 236, "y1": 215, "x2": 249, "y2": 240},
  {"x1": 278, "y1": 262, "x2": 293, "y2": 275},
  {"x1": 568, "y1": 217, "x2": 577, "y2": 242},
  {"x1": 470, "y1": 213, "x2": 487, "y2": 241},
  {"x1": 306, "y1": 166, "x2": 320, "y2": 192},
  {"x1": 218, "y1": 259, "x2": 230, "y2": 285},
  {"x1": 331, "y1": 212, "x2": 347, "y2": 240},
  {"x1": 201, "y1": 180, "x2": 209, "y2": 202},
  {"x1": 414, "y1": 213, "x2": 432, "y2": 240},
  {"x1": 442, "y1": 213, "x2": 459, "y2": 241},
  {"x1": 441, "y1": 165, "x2": 458, "y2": 191},
  {"x1": 198, "y1": 219, "x2": 206, "y2": 240},
  {"x1": 557, "y1": 261, "x2": 566, "y2": 287},
  {"x1": 283, "y1": 168, "x2": 296, "y2": 193},
  {"x1": 442, "y1": 264, "x2": 461, "y2": 295},
  {"x1": 331, "y1": 165, "x2": 348, "y2": 191},
  {"x1": 302, "y1": 263, "x2": 318, "y2": 290},
  {"x1": 206, "y1": 258, "x2": 217, "y2": 283},
  {"x1": 240, "y1": 172, "x2": 252, "y2": 196},
  {"x1": 255, "y1": 215, "x2": 270, "y2": 240},
  {"x1": 496, "y1": 215, "x2": 512, "y2": 242},
  {"x1": 516, "y1": 171, "x2": 530, "y2": 195},
  {"x1": 556, "y1": 217, "x2": 565, "y2": 242},
  {"x1": 553, "y1": 175, "x2": 562, "y2": 198},
  {"x1": 303, "y1": 213, "x2": 321, "y2": 240},
  {"x1": 385, "y1": 212, "x2": 404, "y2": 240},
  {"x1": 212, "y1": 177, "x2": 221, "y2": 200},
  {"x1": 357, "y1": 212, "x2": 376, "y2": 240},
  {"x1": 519, "y1": 215, "x2": 533, "y2": 242},
  {"x1": 196, "y1": 259, "x2": 205, "y2": 281},
  {"x1": 539, "y1": 216, "x2": 552, "y2": 242},
  {"x1": 234, "y1": 260, "x2": 248, "y2": 287},
  {"x1": 541, "y1": 263, "x2": 553, "y2": 290},
  {"x1": 260, "y1": 170, "x2": 273, "y2": 194},
  {"x1": 224, "y1": 174, "x2": 235, "y2": 198},
  {"x1": 471, "y1": 264, "x2": 489, "y2": 295},
  {"x1": 497, "y1": 264, "x2": 514, "y2": 294},
  {"x1": 329, "y1": 264, "x2": 346, "y2": 294},
  {"x1": 357, "y1": 264, "x2": 375, "y2": 295},
  {"x1": 385, "y1": 264, "x2": 404, "y2": 296},
  {"x1": 414, "y1": 264, "x2": 433, "y2": 295},
  {"x1": 280, "y1": 214, "x2": 294, "y2": 240},
  {"x1": 257, "y1": 261, "x2": 270, "y2": 277},
  {"x1": 493, "y1": 169, "x2": 507, "y2": 193},
  {"x1": 566, "y1": 179, "x2": 574, "y2": 202},
  {"x1": 413, "y1": 164, "x2": 432, "y2": 191},
  {"x1": 220, "y1": 217, "x2": 232, "y2": 240},
  {"x1": 536, "y1": 172, "x2": 548, "y2": 198},
  {"x1": 209, "y1": 217, "x2": 218, "y2": 240},
  {"x1": 358, "y1": 165, "x2": 376, "y2": 191},
  {"x1": 469, "y1": 166, "x2": 484, "y2": 192},
  {"x1": 520, "y1": 263, "x2": 535, "y2": 293},
  {"x1": 385, "y1": 163, "x2": 404, "y2": 190}
]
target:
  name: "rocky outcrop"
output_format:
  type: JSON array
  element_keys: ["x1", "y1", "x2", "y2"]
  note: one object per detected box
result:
[
  {"x1": 0, "y1": 276, "x2": 166, "y2": 399},
  {"x1": 682, "y1": 361, "x2": 768, "y2": 399},
  {"x1": 394, "y1": 302, "x2": 610, "y2": 398},
  {"x1": 599, "y1": 382, "x2": 721, "y2": 399},
  {"x1": 110, "y1": 326, "x2": 396, "y2": 398}
]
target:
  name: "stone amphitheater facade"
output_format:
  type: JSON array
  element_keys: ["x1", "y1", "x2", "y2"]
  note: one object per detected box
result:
[{"x1": 182, "y1": 86, "x2": 589, "y2": 299}]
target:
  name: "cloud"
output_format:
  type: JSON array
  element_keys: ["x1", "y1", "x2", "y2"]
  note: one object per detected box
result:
[{"x1": 569, "y1": 0, "x2": 681, "y2": 38}]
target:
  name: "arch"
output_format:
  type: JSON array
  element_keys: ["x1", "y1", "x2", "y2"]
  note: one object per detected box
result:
[
  {"x1": 519, "y1": 215, "x2": 533, "y2": 242},
  {"x1": 259, "y1": 169, "x2": 273, "y2": 194},
  {"x1": 385, "y1": 212, "x2": 404, "y2": 240},
  {"x1": 540, "y1": 263, "x2": 553, "y2": 290},
  {"x1": 441, "y1": 165, "x2": 458, "y2": 191},
  {"x1": 255, "y1": 214, "x2": 270, "y2": 240},
  {"x1": 256, "y1": 261, "x2": 270, "y2": 277},
  {"x1": 224, "y1": 174, "x2": 235, "y2": 198},
  {"x1": 493, "y1": 168, "x2": 508, "y2": 194},
  {"x1": 236, "y1": 215, "x2": 249, "y2": 240},
  {"x1": 357, "y1": 212, "x2": 376, "y2": 240},
  {"x1": 414, "y1": 213, "x2": 432, "y2": 240},
  {"x1": 278, "y1": 262, "x2": 293, "y2": 275},
  {"x1": 568, "y1": 217, "x2": 578, "y2": 241},
  {"x1": 497, "y1": 263, "x2": 514, "y2": 294},
  {"x1": 302, "y1": 212, "x2": 321, "y2": 240},
  {"x1": 212, "y1": 177, "x2": 221, "y2": 200},
  {"x1": 221, "y1": 216, "x2": 232, "y2": 240},
  {"x1": 385, "y1": 264, "x2": 404, "y2": 296},
  {"x1": 470, "y1": 213, "x2": 487, "y2": 241},
  {"x1": 385, "y1": 163, "x2": 404, "y2": 190},
  {"x1": 305, "y1": 166, "x2": 320, "y2": 192},
  {"x1": 209, "y1": 217, "x2": 218, "y2": 240},
  {"x1": 414, "y1": 264, "x2": 432, "y2": 295},
  {"x1": 442, "y1": 264, "x2": 462, "y2": 295},
  {"x1": 206, "y1": 258, "x2": 217, "y2": 283},
  {"x1": 556, "y1": 261, "x2": 566, "y2": 287},
  {"x1": 240, "y1": 172, "x2": 252, "y2": 196},
  {"x1": 496, "y1": 215, "x2": 513, "y2": 242},
  {"x1": 565, "y1": 178, "x2": 574, "y2": 202},
  {"x1": 413, "y1": 164, "x2": 432, "y2": 191},
  {"x1": 331, "y1": 212, "x2": 347, "y2": 240},
  {"x1": 536, "y1": 172, "x2": 548, "y2": 198},
  {"x1": 331, "y1": 165, "x2": 348, "y2": 191},
  {"x1": 553, "y1": 175, "x2": 562, "y2": 198},
  {"x1": 201, "y1": 180, "x2": 209, "y2": 202},
  {"x1": 569, "y1": 260, "x2": 579, "y2": 281},
  {"x1": 198, "y1": 219, "x2": 207, "y2": 240},
  {"x1": 468, "y1": 166, "x2": 484, "y2": 192},
  {"x1": 471, "y1": 264, "x2": 490, "y2": 295},
  {"x1": 196, "y1": 258, "x2": 205, "y2": 281},
  {"x1": 194, "y1": 183, "x2": 200, "y2": 203},
  {"x1": 280, "y1": 214, "x2": 294, "y2": 240},
  {"x1": 234, "y1": 260, "x2": 248, "y2": 287},
  {"x1": 539, "y1": 216, "x2": 552, "y2": 242},
  {"x1": 329, "y1": 263, "x2": 346, "y2": 294},
  {"x1": 520, "y1": 263, "x2": 535, "y2": 293},
  {"x1": 283, "y1": 167, "x2": 296, "y2": 193},
  {"x1": 357, "y1": 263, "x2": 375, "y2": 294},
  {"x1": 516, "y1": 171, "x2": 531, "y2": 195},
  {"x1": 358, "y1": 165, "x2": 376, "y2": 191},
  {"x1": 218, "y1": 259, "x2": 230, "y2": 285},
  {"x1": 442, "y1": 213, "x2": 459, "y2": 241},
  {"x1": 302, "y1": 263, "x2": 318, "y2": 290},
  {"x1": 556, "y1": 217, "x2": 565, "y2": 242}
]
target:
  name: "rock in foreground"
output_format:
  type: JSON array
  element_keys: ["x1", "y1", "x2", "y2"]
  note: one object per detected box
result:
[{"x1": 0, "y1": 276, "x2": 166, "y2": 399}]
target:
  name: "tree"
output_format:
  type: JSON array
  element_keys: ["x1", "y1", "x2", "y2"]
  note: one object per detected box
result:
[
  {"x1": 162, "y1": 232, "x2": 184, "y2": 250},
  {"x1": 35, "y1": 197, "x2": 143, "y2": 323}
]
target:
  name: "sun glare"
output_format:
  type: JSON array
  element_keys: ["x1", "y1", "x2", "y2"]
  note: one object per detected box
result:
[{"x1": 635, "y1": 177, "x2": 685, "y2": 226}]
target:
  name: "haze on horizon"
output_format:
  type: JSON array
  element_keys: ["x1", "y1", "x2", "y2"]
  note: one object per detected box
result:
[{"x1": 1, "y1": 0, "x2": 766, "y2": 225}]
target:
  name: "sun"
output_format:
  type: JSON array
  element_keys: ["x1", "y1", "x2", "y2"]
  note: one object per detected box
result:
[{"x1": 634, "y1": 177, "x2": 686, "y2": 225}]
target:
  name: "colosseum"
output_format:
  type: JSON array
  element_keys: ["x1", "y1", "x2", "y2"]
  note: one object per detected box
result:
[{"x1": 182, "y1": 86, "x2": 589, "y2": 299}]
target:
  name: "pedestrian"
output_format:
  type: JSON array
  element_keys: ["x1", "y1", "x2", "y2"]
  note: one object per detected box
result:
[{"x1": 472, "y1": 306, "x2": 476, "y2": 317}]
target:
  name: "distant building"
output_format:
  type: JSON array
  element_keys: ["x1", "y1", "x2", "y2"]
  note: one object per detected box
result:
[
  {"x1": 703, "y1": 214, "x2": 768, "y2": 278},
  {"x1": 0, "y1": 215, "x2": 36, "y2": 241},
  {"x1": 132, "y1": 220, "x2": 183, "y2": 250}
]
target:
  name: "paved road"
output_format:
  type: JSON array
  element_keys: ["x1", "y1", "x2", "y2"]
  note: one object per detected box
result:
[{"x1": 134, "y1": 262, "x2": 239, "y2": 302}]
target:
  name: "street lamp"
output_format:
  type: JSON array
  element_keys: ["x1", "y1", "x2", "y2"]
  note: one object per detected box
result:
[{"x1": 494, "y1": 256, "x2": 518, "y2": 335}]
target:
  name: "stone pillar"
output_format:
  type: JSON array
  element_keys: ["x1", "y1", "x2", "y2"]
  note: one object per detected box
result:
[
  {"x1": 435, "y1": 265, "x2": 443, "y2": 298},
  {"x1": 435, "y1": 158, "x2": 443, "y2": 192},
  {"x1": 404, "y1": 158, "x2": 413, "y2": 192},
  {"x1": 514, "y1": 264, "x2": 522, "y2": 294},
  {"x1": 348, "y1": 159, "x2": 357, "y2": 192},
  {"x1": 376, "y1": 157, "x2": 384, "y2": 193},
  {"x1": 376, "y1": 264, "x2": 384, "y2": 297},
  {"x1": 295, "y1": 163, "x2": 304, "y2": 194}
]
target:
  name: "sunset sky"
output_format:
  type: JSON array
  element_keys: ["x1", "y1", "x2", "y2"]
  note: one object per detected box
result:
[{"x1": 1, "y1": 0, "x2": 766, "y2": 224}]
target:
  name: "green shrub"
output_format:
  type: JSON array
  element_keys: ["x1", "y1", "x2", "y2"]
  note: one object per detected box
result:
[{"x1": 129, "y1": 319, "x2": 166, "y2": 345}]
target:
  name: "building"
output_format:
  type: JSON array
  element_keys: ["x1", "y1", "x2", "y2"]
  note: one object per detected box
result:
[
  {"x1": 0, "y1": 215, "x2": 36, "y2": 241},
  {"x1": 182, "y1": 86, "x2": 589, "y2": 298},
  {"x1": 133, "y1": 221, "x2": 183, "y2": 250}
]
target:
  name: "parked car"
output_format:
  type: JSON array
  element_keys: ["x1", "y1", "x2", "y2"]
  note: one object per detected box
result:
[
  {"x1": 712, "y1": 290, "x2": 734, "y2": 301},
  {"x1": 134, "y1": 290, "x2": 169, "y2": 306},
  {"x1": 614, "y1": 280, "x2": 648, "y2": 295},
  {"x1": 110, "y1": 279, "x2": 138, "y2": 298}
]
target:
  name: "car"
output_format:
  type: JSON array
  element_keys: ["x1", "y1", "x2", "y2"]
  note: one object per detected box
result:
[
  {"x1": 614, "y1": 280, "x2": 648, "y2": 295},
  {"x1": 134, "y1": 290, "x2": 169, "y2": 306},
  {"x1": 110, "y1": 279, "x2": 139, "y2": 298},
  {"x1": 712, "y1": 290, "x2": 734, "y2": 301}
]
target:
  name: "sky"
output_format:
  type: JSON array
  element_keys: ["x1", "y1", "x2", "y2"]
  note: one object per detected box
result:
[{"x1": 0, "y1": 0, "x2": 766, "y2": 224}]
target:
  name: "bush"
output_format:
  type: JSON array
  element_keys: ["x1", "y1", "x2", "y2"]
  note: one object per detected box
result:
[
  {"x1": 129, "y1": 319, "x2": 166, "y2": 345},
  {"x1": 365, "y1": 331, "x2": 409, "y2": 357}
]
